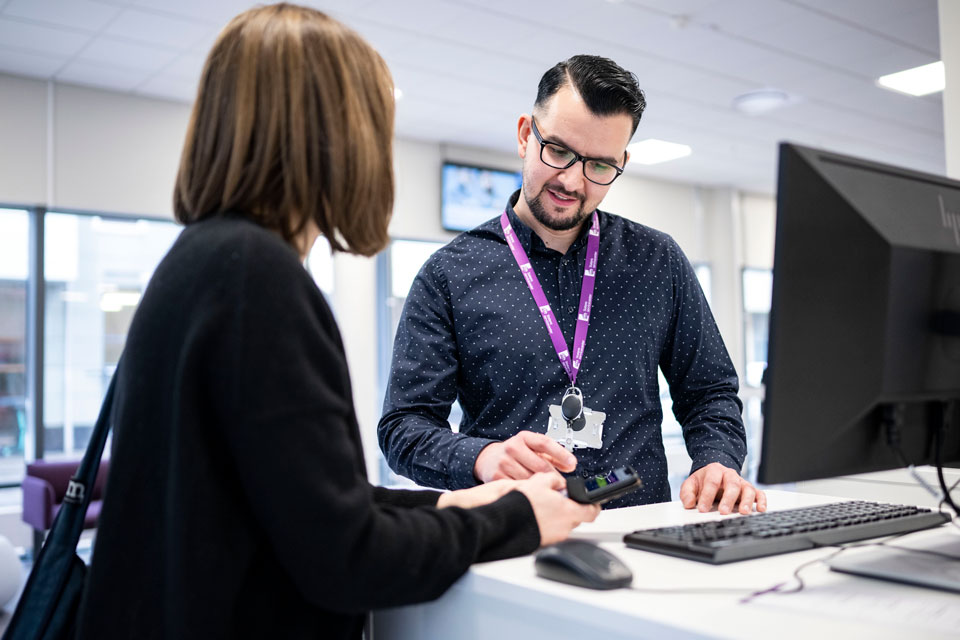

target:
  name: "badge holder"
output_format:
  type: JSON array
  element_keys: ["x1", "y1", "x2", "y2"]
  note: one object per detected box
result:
[{"x1": 546, "y1": 386, "x2": 605, "y2": 451}]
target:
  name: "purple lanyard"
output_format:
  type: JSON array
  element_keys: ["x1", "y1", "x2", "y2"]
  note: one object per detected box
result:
[{"x1": 500, "y1": 210, "x2": 600, "y2": 387}]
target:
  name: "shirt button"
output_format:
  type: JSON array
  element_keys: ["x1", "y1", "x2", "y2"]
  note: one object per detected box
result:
[{"x1": 567, "y1": 306, "x2": 575, "y2": 313}]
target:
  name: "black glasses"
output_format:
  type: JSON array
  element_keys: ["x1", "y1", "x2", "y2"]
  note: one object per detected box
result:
[{"x1": 530, "y1": 117, "x2": 625, "y2": 186}]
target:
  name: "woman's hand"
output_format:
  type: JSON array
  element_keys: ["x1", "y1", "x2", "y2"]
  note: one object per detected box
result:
[
  {"x1": 514, "y1": 473, "x2": 600, "y2": 546},
  {"x1": 436, "y1": 479, "x2": 520, "y2": 509},
  {"x1": 436, "y1": 473, "x2": 599, "y2": 546}
]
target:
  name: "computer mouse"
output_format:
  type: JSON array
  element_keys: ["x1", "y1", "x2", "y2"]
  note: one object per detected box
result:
[{"x1": 534, "y1": 539, "x2": 633, "y2": 590}]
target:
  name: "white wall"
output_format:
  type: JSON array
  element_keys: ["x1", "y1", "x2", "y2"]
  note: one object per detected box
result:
[
  {"x1": 0, "y1": 73, "x2": 774, "y2": 485},
  {"x1": 0, "y1": 74, "x2": 47, "y2": 205},
  {"x1": 53, "y1": 84, "x2": 189, "y2": 217}
]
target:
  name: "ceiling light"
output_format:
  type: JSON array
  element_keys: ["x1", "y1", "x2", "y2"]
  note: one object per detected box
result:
[
  {"x1": 627, "y1": 139, "x2": 692, "y2": 165},
  {"x1": 732, "y1": 89, "x2": 790, "y2": 115},
  {"x1": 877, "y1": 61, "x2": 944, "y2": 96}
]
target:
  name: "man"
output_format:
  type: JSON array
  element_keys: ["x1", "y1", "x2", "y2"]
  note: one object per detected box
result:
[{"x1": 379, "y1": 55, "x2": 765, "y2": 513}]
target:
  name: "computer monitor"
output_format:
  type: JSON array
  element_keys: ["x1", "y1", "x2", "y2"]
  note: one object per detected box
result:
[{"x1": 758, "y1": 143, "x2": 960, "y2": 485}]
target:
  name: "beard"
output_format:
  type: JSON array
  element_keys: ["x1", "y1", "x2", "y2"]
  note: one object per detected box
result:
[{"x1": 523, "y1": 181, "x2": 589, "y2": 232}]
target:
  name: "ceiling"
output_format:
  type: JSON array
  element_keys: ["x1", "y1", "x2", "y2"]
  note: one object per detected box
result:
[{"x1": 0, "y1": 0, "x2": 945, "y2": 195}]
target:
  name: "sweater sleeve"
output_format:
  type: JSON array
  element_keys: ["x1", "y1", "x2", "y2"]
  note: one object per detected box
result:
[
  {"x1": 371, "y1": 486, "x2": 441, "y2": 508},
  {"x1": 215, "y1": 235, "x2": 539, "y2": 613}
]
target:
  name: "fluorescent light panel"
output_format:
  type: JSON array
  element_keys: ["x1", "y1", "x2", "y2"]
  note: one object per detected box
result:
[
  {"x1": 877, "y1": 61, "x2": 944, "y2": 96},
  {"x1": 627, "y1": 139, "x2": 692, "y2": 165}
]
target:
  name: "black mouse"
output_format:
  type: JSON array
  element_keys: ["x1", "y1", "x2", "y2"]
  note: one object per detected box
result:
[{"x1": 534, "y1": 539, "x2": 633, "y2": 590}]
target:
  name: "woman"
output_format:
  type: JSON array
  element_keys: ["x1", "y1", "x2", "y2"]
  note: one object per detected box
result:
[{"x1": 75, "y1": 4, "x2": 597, "y2": 639}]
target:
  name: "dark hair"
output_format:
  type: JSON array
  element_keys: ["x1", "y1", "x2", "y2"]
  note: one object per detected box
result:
[
  {"x1": 174, "y1": 3, "x2": 395, "y2": 257},
  {"x1": 534, "y1": 55, "x2": 646, "y2": 137}
]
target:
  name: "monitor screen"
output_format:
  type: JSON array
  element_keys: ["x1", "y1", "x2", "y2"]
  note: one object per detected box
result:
[
  {"x1": 441, "y1": 162, "x2": 522, "y2": 232},
  {"x1": 758, "y1": 143, "x2": 960, "y2": 484}
]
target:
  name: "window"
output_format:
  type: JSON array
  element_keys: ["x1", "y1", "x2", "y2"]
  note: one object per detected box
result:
[
  {"x1": 660, "y1": 263, "x2": 712, "y2": 499},
  {"x1": 42, "y1": 213, "x2": 181, "y2": 459},
  {"x1": 306, "y1": 239, "x2": 334, "y2": 300},
  {"x1": 742, "y1": 268, "x2": 772, "y2": 388},
  {"x1": 741, "y1": 267, "x2": 773, "y2": 483},
  {"x1": 0, "y1": 209, "x2": 29, "y2": 483}
]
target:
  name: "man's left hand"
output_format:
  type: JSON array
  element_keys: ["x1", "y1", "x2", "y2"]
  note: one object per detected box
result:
[{"x1": 679, "y1": 462, "x2": 767, "y2": 515}]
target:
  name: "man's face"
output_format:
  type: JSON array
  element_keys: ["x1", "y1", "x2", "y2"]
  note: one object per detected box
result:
[{"x1": 517, "y1": 85, "x2": 633, "y2": 232}]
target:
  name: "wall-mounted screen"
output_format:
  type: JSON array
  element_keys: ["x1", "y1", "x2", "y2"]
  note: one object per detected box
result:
[{"x1": 441, "y1": 162, "x2": 522, "y2": 232}]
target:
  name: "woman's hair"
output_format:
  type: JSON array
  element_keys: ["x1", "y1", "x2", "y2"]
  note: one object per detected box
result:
[{"x1": 174, "y1": 3, "x2": 394, "y2": 256}]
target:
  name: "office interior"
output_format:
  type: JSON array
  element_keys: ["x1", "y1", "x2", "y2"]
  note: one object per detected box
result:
[{"x1": 0, "y1": 0, "x2": 959, "y2": 634}]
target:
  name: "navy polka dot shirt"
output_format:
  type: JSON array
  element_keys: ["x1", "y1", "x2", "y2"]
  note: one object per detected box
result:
[{"x1": 378, "y1": 192, "x2": 747, "y2": 507}]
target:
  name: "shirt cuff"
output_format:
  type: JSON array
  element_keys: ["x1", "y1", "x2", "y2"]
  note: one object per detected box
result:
[
  {"x1": 690, "y1": 449, "x2": 744, "y2": 476},
  {"x1": 450, "y1": 436, "x2": 499, "y2": 489}
]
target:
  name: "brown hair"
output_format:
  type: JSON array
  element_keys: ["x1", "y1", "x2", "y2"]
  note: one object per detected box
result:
[{"x1": 174, "y1": 3, "x2": 394, "y2": 256}]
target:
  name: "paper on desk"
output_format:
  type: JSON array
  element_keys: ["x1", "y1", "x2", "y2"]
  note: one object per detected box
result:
[{"x1": 747, "y1": 580, "x2": 960, "y2": 634}]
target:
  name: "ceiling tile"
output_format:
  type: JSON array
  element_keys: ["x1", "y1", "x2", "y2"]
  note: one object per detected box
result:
[
  {"x1": 77, "y1": 36, "x2": 179, "y2": 73},
  {"x1": 0, "y1": 16, "x2": 91, "y2": 56},
  {"x1": 0, "y1": 45, "x2": 67, "y2": 77},
  {"x1": 3, "y1": 0, "x2": 121, "y2": 32},
  {"x1": 103, "y1": 7, "x2": 213, "y2": 48},
  {"x1": 55, "y1": 58, "x2": 146, "y2": 91},
  {"x1": 161, "y1": 52, "x2": 205, "y2": 80},
  {"x1": 135, "y1": 71, "x2": 198, "y2": 102},
  {"x1": 126, "y1": 0, "x2": 251, "y2": 25}
]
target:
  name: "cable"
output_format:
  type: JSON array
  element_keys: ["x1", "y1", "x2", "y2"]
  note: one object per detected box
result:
[
  {"x1": 936, "y1": 401, "x2": 960, "y2": 517},
  {"x1": 938, "y1": 475, "x2": 960, "y2": 517},
  {"x1": 739, "y1": 545, "x2": 839, "y2": 604},
  {"x1": 740, "y1": 530, "x2": 922, "y2": 605}
]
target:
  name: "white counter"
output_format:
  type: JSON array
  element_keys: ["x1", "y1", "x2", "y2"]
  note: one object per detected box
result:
[{"x1": 373, "y1": 490, "x2": 960, "y2": 639}]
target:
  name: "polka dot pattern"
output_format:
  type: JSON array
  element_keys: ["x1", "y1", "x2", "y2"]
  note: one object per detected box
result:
[{"x1": 378, "y1": 192, "x2": 747, "y2": 507}]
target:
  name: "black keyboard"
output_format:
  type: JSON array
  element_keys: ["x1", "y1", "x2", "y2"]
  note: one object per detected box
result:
[{"x1": 623, "y1": 500, "x2": 951, "y2": 564}]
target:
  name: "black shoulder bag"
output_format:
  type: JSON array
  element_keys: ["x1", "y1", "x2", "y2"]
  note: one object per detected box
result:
[{"x1": 2, "y1": 371, "x2": 117, "y2": 640}]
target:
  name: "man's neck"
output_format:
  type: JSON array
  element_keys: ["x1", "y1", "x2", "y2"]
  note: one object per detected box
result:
[{"x1": 513, "y1": 200, "x2": 584, "y2": 255}]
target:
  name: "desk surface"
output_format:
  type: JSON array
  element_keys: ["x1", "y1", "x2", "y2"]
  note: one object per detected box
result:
[{"x1": 373, "y1": 490, "x2": 960, "y2": 640}]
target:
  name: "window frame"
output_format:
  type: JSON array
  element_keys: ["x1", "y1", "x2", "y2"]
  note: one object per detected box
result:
[{"x1": 1, "y1": 203, "x2": 179, "y2": 485}]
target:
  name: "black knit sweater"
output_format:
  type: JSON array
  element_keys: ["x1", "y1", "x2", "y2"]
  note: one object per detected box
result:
[{"x1": 76, "y1": 215, "x2": 539, "y2": 639}]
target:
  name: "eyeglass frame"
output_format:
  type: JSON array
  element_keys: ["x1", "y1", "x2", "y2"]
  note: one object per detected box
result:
[{"x1": 529, "y1": 116, "x2": 626, "y2": 186}]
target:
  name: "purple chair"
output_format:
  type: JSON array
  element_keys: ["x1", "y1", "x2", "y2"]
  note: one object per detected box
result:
[{"x1": 22, "y1": 459, "x2": 109, "y2": 555}]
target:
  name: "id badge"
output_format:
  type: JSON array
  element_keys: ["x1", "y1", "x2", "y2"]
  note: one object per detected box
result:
[{"x1": 546, "y1": 404, "x2": 605, "y2": 451}]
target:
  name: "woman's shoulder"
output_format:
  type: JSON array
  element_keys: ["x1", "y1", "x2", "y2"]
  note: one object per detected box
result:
[{"x1": 181, "y1": 215, "x2": 300, "y2": 261}]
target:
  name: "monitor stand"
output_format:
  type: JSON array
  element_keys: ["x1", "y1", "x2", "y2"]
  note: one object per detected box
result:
[{"x1": 829, "y1": 532, "x2": 960, "y2": 594}]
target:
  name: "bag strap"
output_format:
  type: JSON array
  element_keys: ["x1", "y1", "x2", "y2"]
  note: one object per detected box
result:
[
  {"x1": 48, "y1": 361, "x2": 120, "y2": 546},
  {"x1": 1, "y1": 363, "x2": 121, "y2": 640},
  {"x1": 62, "y1": 367, "x2": 118, "y2": 511}
]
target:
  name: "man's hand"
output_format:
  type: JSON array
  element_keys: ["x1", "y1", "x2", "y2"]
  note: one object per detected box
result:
[
  {"x1": 474, "y1": 431, "x2": 577, "y2": 483},
  {"x1": 679, "y1": 462, "x2": 767, "y2": 515}
]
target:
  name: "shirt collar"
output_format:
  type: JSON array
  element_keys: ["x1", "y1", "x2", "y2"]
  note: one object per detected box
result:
[{"x1": 504, "y1": 190, "x2": 601, "y2": 256}]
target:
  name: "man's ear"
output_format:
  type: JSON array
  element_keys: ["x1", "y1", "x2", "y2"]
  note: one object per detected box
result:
[{"x1": 517, "y1": 114, "x2": 532, "y2": 160}]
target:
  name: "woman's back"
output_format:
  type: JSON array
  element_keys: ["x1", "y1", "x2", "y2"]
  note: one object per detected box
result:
[{"x1": 77, "y1": 216, "x2": 366, "y2": 638}]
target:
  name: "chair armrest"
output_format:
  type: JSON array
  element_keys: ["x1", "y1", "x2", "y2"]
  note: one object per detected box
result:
[{"x1": 22, "y1": 475, "x2": 56, "y2": 530}]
